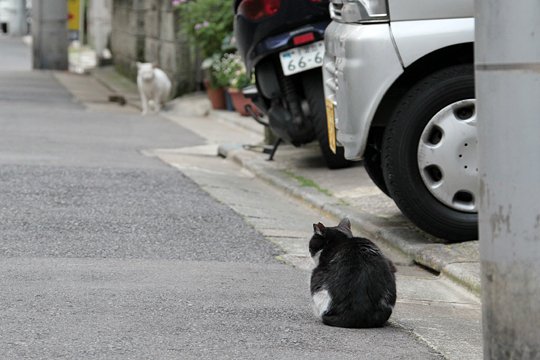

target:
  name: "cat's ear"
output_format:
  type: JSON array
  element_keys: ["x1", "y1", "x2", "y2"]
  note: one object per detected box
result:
[
  {"x1": 313, "y1": 222, "x2": 326, "y2": 236},
  {"x1": 152, "y1": 62, "x2": 158, "y2": 69},
  {"x1": 338, "y1": 217, "x2": 351, "y2": 230},
  {"x1": 136, "y1": 62, "x2": 142, "y2": 69},
  {"x1": 338, "y1": 217, "x2": 353, "y2": 237}
]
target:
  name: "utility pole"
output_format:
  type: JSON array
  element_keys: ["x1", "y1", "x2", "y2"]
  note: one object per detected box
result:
[
  {"x1": 9, "y1": 0, "x2": 26, "y2": 35},
  {"x1": 88, "y1": 0, "x2": 112, "y2": 63},
  {"x1": 476, "y1": 0, "x2": 540, "y2": 358},
  {"x1": 32, "y1": 0, "x2": 68, "y2": 70}
]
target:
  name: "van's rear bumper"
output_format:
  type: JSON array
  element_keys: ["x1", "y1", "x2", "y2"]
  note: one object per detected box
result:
[{"x1": 322, "y1": 22, "x2": 403, "y2": 160}]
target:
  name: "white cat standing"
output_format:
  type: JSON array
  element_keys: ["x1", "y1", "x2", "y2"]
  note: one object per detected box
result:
[{"x1": 136, "y1": 62, "x2": 171, "y2": 115}]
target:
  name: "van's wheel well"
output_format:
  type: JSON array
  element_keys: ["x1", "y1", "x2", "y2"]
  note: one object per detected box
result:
[
  {"x1": 364, "y1": 127, "x2": 390, "y2": 197},
  {"x1": 370, "y1": 43, "x2": 474, "y2": 130},
  {"x1": 363, "y1": 43, "x2": 473, "y2": 198}
]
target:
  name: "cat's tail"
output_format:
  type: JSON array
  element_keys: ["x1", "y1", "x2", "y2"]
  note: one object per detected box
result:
[
  {"x1": 321, "y1": 314, "x2": 358, "y2": 328},
  {"x1": 322, "y1": 310, "x2": 391, "y2": 329}
]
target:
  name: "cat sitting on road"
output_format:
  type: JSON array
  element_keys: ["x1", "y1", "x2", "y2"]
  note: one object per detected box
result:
[
  {"x1": 309, "y1": 218, "x2": 397, "y2": 328},
  {"x1": 136, "y1": 62, "x2": 171, "y2": 115}
]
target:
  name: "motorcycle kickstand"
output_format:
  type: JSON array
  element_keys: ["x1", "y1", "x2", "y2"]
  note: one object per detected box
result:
[
  {"x1": 245, "y1": 104, "x2": 269, "y2": 127},
  {"x1": 266, "y1": 138, "x2": 282, "y2": 161}
]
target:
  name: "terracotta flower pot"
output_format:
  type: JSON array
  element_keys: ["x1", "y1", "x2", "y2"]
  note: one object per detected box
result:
[
  {"x1": 204, "y1": 80, "x2": 226, "y2": 110},
  {"x1": 227, "y1": 88, "x2": 259, "y2": 116}
]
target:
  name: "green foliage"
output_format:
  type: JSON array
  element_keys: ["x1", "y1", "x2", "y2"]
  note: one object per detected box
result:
[
  {"x1": 203, "y1": 54, "x2": 230, "y2": 88},
  {"x1": 175, "y1": 0, "x2": 234, "y2": 59},
  {"x1": 283, "y1": 170, "x2": 333, "y2": 196},
  {"x1": 215, "y1": 53, "x2": 254, "y2": 90}
]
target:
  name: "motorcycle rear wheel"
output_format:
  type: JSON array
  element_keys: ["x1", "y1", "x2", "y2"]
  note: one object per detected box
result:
[{"x1": 302, "y1": 70, "x2": 352, "y2": 170}]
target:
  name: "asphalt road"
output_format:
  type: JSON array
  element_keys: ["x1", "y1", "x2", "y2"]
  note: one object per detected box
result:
[{"x1": 0, "y1": 37, "x2": 443, "y2": 359}]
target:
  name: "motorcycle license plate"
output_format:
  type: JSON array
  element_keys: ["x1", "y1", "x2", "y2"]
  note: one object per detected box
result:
[
  {"x1": 279, "y1": 41, "x2": 324, "y2": 76},
  {"x1": 325, "y1": 99, "x2": 337, "y2": 154}
]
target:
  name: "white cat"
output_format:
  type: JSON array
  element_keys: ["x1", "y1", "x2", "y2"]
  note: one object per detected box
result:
[{"x1": 136, "y1": 62, "x2": 171, "y2": 115}]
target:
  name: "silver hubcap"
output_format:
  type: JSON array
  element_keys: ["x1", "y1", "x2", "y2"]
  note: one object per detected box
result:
[{"x1": 417, "y1": 99, "x2": 478, "y2": 213}]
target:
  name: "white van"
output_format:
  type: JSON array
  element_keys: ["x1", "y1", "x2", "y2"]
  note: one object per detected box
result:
[{"x1": 323, "y1": 0, "x2": 475, "y2": 240}]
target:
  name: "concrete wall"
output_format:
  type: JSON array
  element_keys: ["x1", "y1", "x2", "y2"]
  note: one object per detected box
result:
[
  {"x1": 110, "y1": 0, "x2": 197, "y2": 96},
  {"x1": 32, "y1": 0, "x2": 68, "y2": 70}
]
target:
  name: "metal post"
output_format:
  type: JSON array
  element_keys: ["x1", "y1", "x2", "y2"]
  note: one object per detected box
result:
[
  {"x1": 32, "y1": 0, "x2": 68, "y2": 70},
  {"x1": 476, "y1": 0, "x2": 540, "y2": 358}
]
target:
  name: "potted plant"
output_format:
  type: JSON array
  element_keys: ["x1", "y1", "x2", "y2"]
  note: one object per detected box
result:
[
  {"x1": 201, "y1": 55, "x2": 229, "y2": 109},
  {"x1": 221, "y1": 53, "x2": 257, "y2": 116},
  {"x1": 174, "y1": 0, "x2": 234, "y2": 109}
]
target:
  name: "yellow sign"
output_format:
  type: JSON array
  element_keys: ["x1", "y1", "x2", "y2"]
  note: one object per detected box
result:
[
  {"x1": 67, "y1": 0, "x2": 80, "y2": 31},
  {"x1": 325, "y1": 98, "x2": 337, "y2": 154}
]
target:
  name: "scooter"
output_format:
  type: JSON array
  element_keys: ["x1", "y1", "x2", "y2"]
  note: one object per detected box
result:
[{"x1": 234, "y1": 0, "x2": 351, "y2": 169}]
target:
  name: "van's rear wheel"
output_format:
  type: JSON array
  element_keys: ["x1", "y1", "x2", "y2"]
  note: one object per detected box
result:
[
  {"x1": 364, "y1": 142, "x2": 390, "y2": 197},
  {"x1": 302, "y1": 70, "x2": 353, "y2": 170},
  {"x1": 382, "y1": 65, "x2": 478, "y2": 241}
]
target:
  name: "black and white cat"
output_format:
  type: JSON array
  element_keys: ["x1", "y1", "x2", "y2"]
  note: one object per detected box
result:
[{"x1": 309, "y1": 218, "x2": 397, "y2": 328}]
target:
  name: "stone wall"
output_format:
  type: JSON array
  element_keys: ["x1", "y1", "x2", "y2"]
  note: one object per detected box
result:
[{"x1": 110, "y1": 0, "x2": 198, "y2": 96}]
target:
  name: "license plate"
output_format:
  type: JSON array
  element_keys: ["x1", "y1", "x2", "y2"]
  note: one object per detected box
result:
[
  {"x1": 279, "y1": 41, "x2": 324, "y2": 76},
  {"x1": 325, "y1": 99, "x2": 337, "y2": 154}
]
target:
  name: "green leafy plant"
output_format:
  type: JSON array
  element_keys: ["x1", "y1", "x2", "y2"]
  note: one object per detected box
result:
[
  {"x1": 204, "y1": 54, "x2": 230, "y2": 88},
  {"x1": 219, "y1": 52, "x2": 254, "y2": 90},
  {"x1": 174, "y1": 0, "x2": 234, "y2": 59}
]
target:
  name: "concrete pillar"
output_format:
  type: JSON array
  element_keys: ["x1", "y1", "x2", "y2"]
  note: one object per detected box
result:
[
  {"x1": 7, "y1": 0, "x2": 26, "y2": 35},
  {"x1": 88, "y1": 0, "x2": 111, "y2": 62},
  {"x1": 32, "y1": 0, "x2": 68, "y2": 70},
  {"x1": 475, "y1": 0, "x2": 540, "y2": 358},
  {"x1": 0, "y1": 0, "x2": 25, "y2": 35}
]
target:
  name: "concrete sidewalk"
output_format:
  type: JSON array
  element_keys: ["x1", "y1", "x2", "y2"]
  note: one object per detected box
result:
[{"x1": 90, "y1": 66, "x2": 481, "y2": 296}]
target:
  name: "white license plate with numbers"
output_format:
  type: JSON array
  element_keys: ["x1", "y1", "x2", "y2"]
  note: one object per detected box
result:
[{"x1": 279, "y1": 41, "x2": 324, "y2": 76}]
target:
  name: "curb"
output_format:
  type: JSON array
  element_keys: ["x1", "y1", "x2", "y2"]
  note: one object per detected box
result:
[
  {"x1": 87, "y1": 66, "x2": 481, "y2": 296},
  {"x1": 220, "y1": 145, "x2": 481, "y2": 296}
]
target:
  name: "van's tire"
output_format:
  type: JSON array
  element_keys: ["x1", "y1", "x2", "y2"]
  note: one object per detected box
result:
[
  {"x1": 302, "y1": 70, "x2": 353, "y2": 170},
  {"x1": 381, "y1": 64, "x2": 478, "y2": 241}
]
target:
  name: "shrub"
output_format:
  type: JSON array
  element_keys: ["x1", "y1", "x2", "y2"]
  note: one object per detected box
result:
[
  {"x1": 174, "y1": 0, "x2": 234, "y2": 59},
  {"x1": 220, "y1": 52, "x2": 253, "y2": 90},
  {"x1": 203, "y1": 53, "x2": 230, "y2": 88}
]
